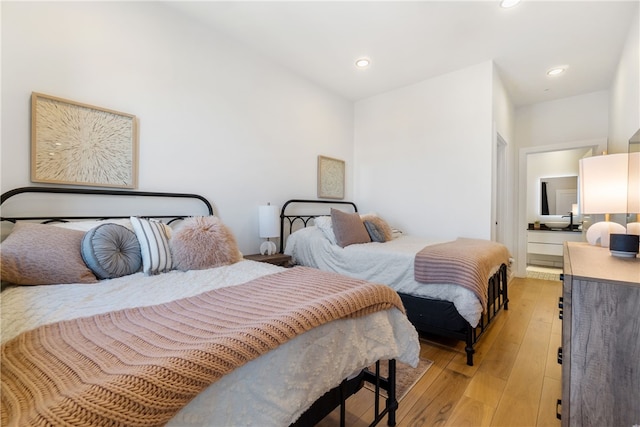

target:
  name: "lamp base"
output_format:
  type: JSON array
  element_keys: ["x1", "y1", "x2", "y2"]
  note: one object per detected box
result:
[
  {"x1": 628, "y1": 222, "x2": 640, "y2": 235},
  {"x1": 260, "y1": 240, "x2": 277, "y2": 256},
  {"x1": 585, "y1": 221, "x2": 626, "y2": 248}
]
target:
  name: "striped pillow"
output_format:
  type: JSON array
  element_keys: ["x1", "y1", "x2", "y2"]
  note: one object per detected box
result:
[{"x1": 130, "y1": 217, "x2": 173, "y2": 275}]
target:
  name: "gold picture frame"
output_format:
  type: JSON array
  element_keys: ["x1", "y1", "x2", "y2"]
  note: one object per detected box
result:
[
  {"x1": 31, "y1": 92, "x2": 138, "y2": 188},
  {"x1": 317, "y1": 155, "x2": 345, "y2": 199}
]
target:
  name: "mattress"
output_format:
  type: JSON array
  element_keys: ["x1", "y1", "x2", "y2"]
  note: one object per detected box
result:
[
  {"x1": 284, "y1": 226, "x2": 484, "y2": 326},
  {"x1": 1, "y1": 260, "x2": 420, "y2": 426}
]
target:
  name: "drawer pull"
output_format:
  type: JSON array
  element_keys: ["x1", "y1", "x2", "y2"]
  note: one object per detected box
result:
[
  {"x1": 559, "y1": 273, "x2": 564, "y2": 281},
  {"x1": 558, "y1": 297, "x2": 563, "y2": 320},
  {"x1": 556, "y1": 399, "x2": 562, "y2": 420},
  {"x1": 557, "y1": 347, "x2": 563, "y2": 364}
]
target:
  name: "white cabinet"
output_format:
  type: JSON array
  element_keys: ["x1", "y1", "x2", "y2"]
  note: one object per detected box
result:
[{"x1": 527, "y1": 230, "x2": 583, "y2": 256}]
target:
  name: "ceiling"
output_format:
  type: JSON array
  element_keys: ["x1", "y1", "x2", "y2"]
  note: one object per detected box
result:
[{"x1": 165, "y1": 1, "x2": 639, "y2": 106}]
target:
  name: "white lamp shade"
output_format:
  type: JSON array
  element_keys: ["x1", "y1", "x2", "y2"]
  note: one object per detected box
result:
[
  {"x1": 628, "y1": 152, "x2": 640, "y2": 214},
  {"x1": 259, "y1": 205, "x2": 279, "y2": 238},
  {"x1": 579, "y1": 153, "x2": 629, "y2": 214}
]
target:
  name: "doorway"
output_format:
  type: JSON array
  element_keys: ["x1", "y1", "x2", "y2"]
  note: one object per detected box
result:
[
  {"x1": 493, "y1": 133, "x2": 507, "y2": 246},
  {"x1": 516, "y1": 138, "x2": 605, "y2": 278}
]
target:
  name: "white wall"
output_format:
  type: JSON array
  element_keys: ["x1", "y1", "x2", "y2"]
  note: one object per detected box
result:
[
  {"x1": 354, "y1": 61, "x2": 494, "y2": 241},
  {"x1": 515, "y1": 91, "x2": 610, "y2": 150},
  {"x1": 492, "y1": 67, "x2": 515, "y2": 146},
  {"x1": 491, "y1": 64, "x2": 516, "y2": 256},
  {"x1": 1, "y1": 2, "x2": 354, "y2": 254},
  {"x1": 608, "y1": 9, "x2": 640, "y2": 153}
]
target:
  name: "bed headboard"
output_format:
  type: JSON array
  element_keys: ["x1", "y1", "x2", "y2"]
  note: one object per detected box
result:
[
  {"x1": 1, "y1": 186, "x2": 214, "y2": 239},
  {"x1": 279, "y1": 199, "x2": 358, "y2": 253}
]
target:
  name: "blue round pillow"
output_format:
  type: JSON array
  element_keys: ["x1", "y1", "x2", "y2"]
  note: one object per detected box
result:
[{"x1": 81, "y1": 223, "x2": 142, "y2": 280}]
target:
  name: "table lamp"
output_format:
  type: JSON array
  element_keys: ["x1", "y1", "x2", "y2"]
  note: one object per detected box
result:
[
  {"x1": 579, "y1": 153, "x2": 627, "y2": 248},
  {"x1": 259, "y1": 203, "x2": 279, "y2": 255},
  {"x1": 626, "y1": 152, "x2": 640, "y2": 227},
  {"x1": 620, "y1": 152, "x2": 640, "y2": 255}
]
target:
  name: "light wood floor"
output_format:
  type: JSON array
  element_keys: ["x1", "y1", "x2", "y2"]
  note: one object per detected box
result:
[{"x1": 317, "y1": 276, "x2": 563, "y2": 427}]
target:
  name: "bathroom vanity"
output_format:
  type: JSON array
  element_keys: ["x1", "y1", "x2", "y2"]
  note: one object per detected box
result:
[{"x1": 527, "y1": 229, "x2": 583, "y2": 267}]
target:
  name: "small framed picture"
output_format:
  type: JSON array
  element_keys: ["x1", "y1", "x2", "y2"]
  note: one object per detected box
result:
[
  {"x1": 317, "y1": 155, "x2": 345, "y2": 199},
  {"x1": 31, "y1": 92, "x2": 138, "y2": 188}
]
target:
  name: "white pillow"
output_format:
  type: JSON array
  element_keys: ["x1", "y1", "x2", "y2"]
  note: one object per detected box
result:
[
  {"x1": 130, "y1": 217, "x2": 173, "y2": 275},
  {"x1": 53, "y1": 218, "x2": 133, "y2": 232},
  {"x1": 313, "y1": 216, "x2": 337, "y2": 245}
]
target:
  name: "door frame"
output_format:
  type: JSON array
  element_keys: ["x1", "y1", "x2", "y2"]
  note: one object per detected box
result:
[{"x1": 516, "y1": 138, "x2": 605, "y2": 277}]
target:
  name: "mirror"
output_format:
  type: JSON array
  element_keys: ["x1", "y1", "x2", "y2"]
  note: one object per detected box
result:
[{"x1": 540, "y1": 176, "x2": 577, "y2": 216}]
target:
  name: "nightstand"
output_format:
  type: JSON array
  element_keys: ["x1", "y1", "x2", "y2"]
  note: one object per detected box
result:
[{"x1": 244, "y1": 253, "x2": 292, "y2": 267}]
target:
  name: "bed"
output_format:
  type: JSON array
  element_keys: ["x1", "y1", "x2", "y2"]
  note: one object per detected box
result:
[
  {"x1": 280, "y1": 199, "x2": 510, "y2": 366},
  {"x1": 0, "y1": 187, "x2": 420, "y2": 427}
]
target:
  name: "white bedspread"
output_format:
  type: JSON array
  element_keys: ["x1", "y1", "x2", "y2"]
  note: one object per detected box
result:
[
  {"x1": 1, "y1": 260, "x2": 420, "y2": 426},
  {"x1": 285, "y1": 226, "x2": 484, "y2": 326}
]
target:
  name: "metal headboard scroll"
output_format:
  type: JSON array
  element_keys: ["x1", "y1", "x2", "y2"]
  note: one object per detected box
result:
[
  {"x1": 279, "y1": 199, "x2": 358, "y2": 253},
  {"x1": 0, "y1": 186, "x2": 214, "y2": 224}
]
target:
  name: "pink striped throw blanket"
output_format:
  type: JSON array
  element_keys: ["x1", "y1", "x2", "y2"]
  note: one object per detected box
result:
[
  {"x1": 1, "y1": 267, "x2": 404, "y2": 427},
  {"x1": 414, "y1": 238, "x2": 510, "y2": 310}
]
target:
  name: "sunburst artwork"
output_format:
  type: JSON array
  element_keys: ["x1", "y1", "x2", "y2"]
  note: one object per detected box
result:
[
  {"x1": 31, "y1": 93, "x2": 138, "y2": 188},
  {"x1": 317, "y1": 155, "x2": 345, "y2": 199}
]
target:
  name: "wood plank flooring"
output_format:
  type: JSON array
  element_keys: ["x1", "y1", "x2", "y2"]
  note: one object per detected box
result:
[{"x1": 316, "y1": 277, "x2": 563, "y2": 427}]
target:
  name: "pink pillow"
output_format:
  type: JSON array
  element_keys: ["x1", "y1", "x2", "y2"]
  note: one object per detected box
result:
[
  {"x1": 170, "y1": 216, "x2": 242, "y2": 271},
  {"x1": 330, "y1": 208, "x2": 371, "y2": 247},
  {"x1": 0, "y1": 222, "x2": 98, "y2": 285}
]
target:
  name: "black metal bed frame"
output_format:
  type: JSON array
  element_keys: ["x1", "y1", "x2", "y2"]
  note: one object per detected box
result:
[
  {"x1": 280, "y1": 199, "x2": 510, "y2": 366},
  {"x1": 279, "y1": 199, "x2": 358, "y2": 253},
  {"x1": 0, "y1": 186, "x2": 214, "y2": 222},
  {"x1": 399, "y1": 264, "x2": 508, "y2": 365},
  {"x1": 292, "y1": 360, "x2": 398, "y2": 427},
  {"x1": 1, "y1": 187, "x2": 399, "y2": 427}
]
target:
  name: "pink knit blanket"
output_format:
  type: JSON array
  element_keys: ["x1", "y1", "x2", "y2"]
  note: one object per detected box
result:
[
  {"x1": 414, "y1": 238, "x2": 510, "y2": 310},
  {"x1": 1, "y1": 267, "x2": 404, "y2": 427}
]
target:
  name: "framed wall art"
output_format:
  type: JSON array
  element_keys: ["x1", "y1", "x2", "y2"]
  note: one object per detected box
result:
[
  {"x1": 317, "y1": 155, "x2": 345, "y2": 199},
  {"x1": 31, "y1": 92, "x2": 138, "y2": 188}
]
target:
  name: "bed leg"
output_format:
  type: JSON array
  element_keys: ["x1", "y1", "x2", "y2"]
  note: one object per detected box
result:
[
  {"x1": 387, "y1": 359, "x2": 397, "y2": 426},
  {"x1": 465, "y1": 346, "x2": 475, "y2": 366},
  {"x1": 339, "y1": 380, "x2": 346, "y2": 427},
  {"x1": 465, "y1": 329, "x2": 475, "y2": 366},
  {"x1": 501, "y1": 264, "x2": 509, "y2": 310}
]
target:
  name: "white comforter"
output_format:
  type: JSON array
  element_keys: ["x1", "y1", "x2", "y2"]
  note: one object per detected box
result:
[
  {"x1": 285, "y1": 226, "x2": 484, "y2": 327},
  {"x1": 1, "y1": 260, "x2": 420, "y2": 426}
]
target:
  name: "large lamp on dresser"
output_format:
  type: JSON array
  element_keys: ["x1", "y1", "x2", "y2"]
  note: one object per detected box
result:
[
  {"x1": 579, "y1": 153, "x2": 627, "y2": 248},
  {"x1": 625, "y1": 151, "x2": 640, "y2": 232},
  {"x1": 617, "y1": 151, "x2": 640, "y2": 256},
  {"x1": 580, "y1": 152, "x2": 639, "y2": 255}
]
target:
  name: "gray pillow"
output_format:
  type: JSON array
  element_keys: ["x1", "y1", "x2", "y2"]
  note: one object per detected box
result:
[
  {"x1": 81, "y1": 223, "x2": 142, "y2": 279},
  {"x1": 364, "y1": 220, "x2": 386, "y2": 243}
]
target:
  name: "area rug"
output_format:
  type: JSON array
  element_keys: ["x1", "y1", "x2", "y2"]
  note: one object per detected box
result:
[
  {"x1": 364, "y1": 357, "x2": 433, "y2": 401},
  {"x1": 526, "y1": 270, "x2": 561, "y2": 281}
]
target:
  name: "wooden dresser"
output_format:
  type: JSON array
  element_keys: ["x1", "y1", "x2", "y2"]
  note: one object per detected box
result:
[{"x1": 560, "y1": 242, "x2": 640, "y2": 426}]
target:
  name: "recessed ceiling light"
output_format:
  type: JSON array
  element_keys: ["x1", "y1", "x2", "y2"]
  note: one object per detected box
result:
[
  {"x1": 355, "y1": 58, "x2": 370, "y2": 68},
  {"x1": 547, "y1": 67, "x2": 566, "y2": 76},
  {"x1": 500, "y1": 0, "x2": 521, "y2": 8}
]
